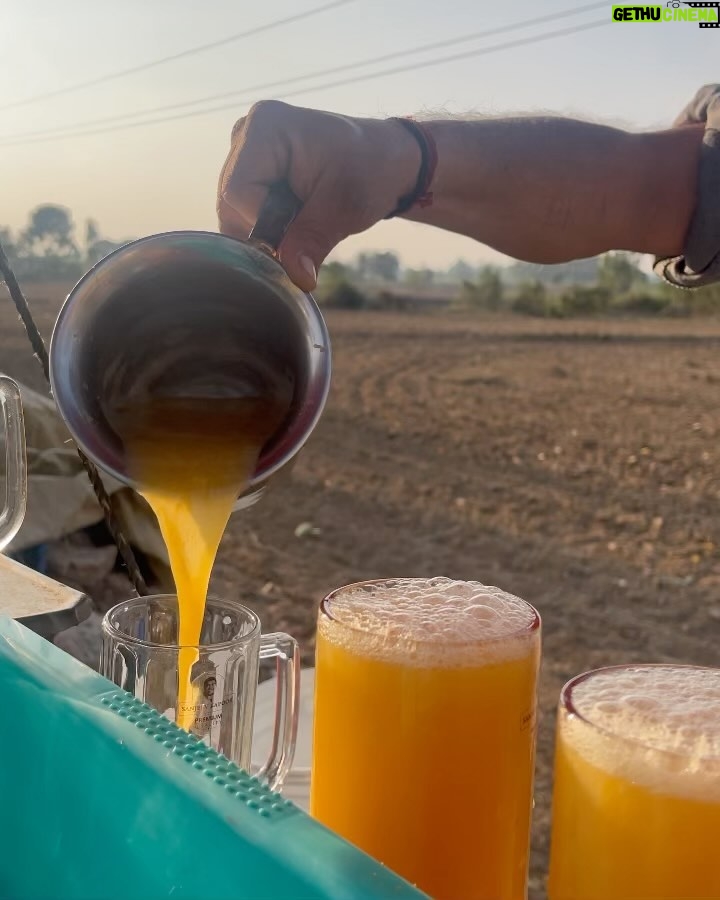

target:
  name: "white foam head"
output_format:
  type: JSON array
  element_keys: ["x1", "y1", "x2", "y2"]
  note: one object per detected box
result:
[
  {"x1": 563, "y1": 665, "x2": 720, "y2": 801},
  {"x1": 318, "y1": 577, "x2": 539, "y2": 667}
]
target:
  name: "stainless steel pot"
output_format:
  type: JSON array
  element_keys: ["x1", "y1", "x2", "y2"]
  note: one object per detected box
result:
[{"x1": 49, "y1": 184, "x2": 331, "y2": 509}]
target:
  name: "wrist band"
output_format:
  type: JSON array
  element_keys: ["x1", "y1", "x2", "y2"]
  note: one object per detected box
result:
[{"x1": 383, "y1": 117, "x2": 438, "y2": 219}]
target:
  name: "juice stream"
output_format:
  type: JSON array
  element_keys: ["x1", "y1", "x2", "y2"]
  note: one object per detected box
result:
[{"x1": 114, "y1": 397, "x2": 285, "y2": 731}]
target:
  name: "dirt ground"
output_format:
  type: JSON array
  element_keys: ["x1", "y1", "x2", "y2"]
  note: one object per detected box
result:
[{"x1": 4, "y1": 284, "x2": 720, "y2": 897}]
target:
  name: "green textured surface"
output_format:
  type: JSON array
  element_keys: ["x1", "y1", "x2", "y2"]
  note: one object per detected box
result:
[{"x1": 0, "y1": 616, "x2": 425, "y2": 900}]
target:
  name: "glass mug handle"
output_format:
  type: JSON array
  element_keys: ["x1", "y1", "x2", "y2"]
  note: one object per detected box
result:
[
  {"x1": 0, "y1": 376, "x2": 26, "y2": 552},
  {"x1": 256, "y1": 632, "x2": 300, "y2": 792}
]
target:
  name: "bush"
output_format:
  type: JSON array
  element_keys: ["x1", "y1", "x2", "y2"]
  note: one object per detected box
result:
[
  {"x1": 612, "y1": 291, "x2": 670, "y2": 316},
  {"x1": 512, "y1": 281, "x2": 550, "y2": 317},
  {"x1": 369, "y1": 290, "x2": 410, "y2": 311},
  {"x1": 682, "y1": 282, "x2": 720, "y2": 316},
  {"x1": 455, "y1": 268, "x2": 504, "y2": 311},
  {"x1": 558, "y1": 285, "x2": 611, "y2": 317},
  {"x1": 319, "y1": 278, "x2": 366, "y2": 310},
  {"x1": 10, "y1": 255, "x2": 84, "y2": 283}
]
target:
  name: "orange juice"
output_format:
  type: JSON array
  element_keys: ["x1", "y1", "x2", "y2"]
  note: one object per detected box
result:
[
  {"x1": 111, "y1": 394, "x2": 287, "y2": 731},
  {"x1": 310, "y1": 578, "x2": 541, "y2": 900},
  {"x1": 548, "y1": 665, "x2": 720, "y2": 900}
]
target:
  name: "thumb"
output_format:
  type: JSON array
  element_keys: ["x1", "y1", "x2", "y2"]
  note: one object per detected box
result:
[{"x1": 278, "y1": 181, "x2": 351, "y2": 292}]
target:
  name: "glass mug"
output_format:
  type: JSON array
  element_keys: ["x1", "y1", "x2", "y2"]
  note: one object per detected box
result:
[
  {"x1": 548, "y1": 664, "x2": 720, "y2": 900},
  {"x1": 0, "y1": 375, "x2": 27, "y2": 551},
  {"x1": 101, "y1": 594, "x2": 299, "y2": 791},
  {"x1": 310, "y1": 577, "x2": 541, "y2": 900}
]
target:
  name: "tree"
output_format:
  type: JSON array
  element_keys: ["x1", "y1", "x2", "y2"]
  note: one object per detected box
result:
[
  {"x1": 86, "y1": 238, "x2": 126, "y2": 266},
  {"x1": 457, "y1": 267, "x2": 504, "y2": 311},
  {"x1": 512, "y1": 281, "x2": 549, "y2": 317},
  {"x1": 9, "y1": 205, "x2": 84, "y2": 281},
  {"x1": 321, "y1": 279, "x2": 366, "y2": 310},
  {"x1": 21, "y1": 205, "x2": 78, "y2": 258},
  {"x1": 476, "y1": 267, "x2": 503, "y2": 310},
  {"x1": 374, "y1": 252, "x2": 400, "y2": 282},
  {"x1": 0, "y1": 227, "x2": 16, "y2": 258},
  {"x1": 405, "y1": 268, "x2": 434, "y2": 288},
  {"x1": 316, "y1": 260, "x2": 350, "y2": 298},
  {"x1": 316, "y1": 260, "x2": 366, "y2": 308},
  {"x1": 356, "y1": 251, "x2": 400, "y2": 282},
  {"x1": 559, "y1": 284, "x2": 611, "y2": 316},
  {"x1": 598, "y1": 252, "x2": 646, "y2": 296},
  {"x1": 447, "y1": 259, "x2": 476, "y2": 283},
  {"x1": 85, "y1": 218, "x2": 100, "y2": 249},
  {"x1": 321, "y1": 261, "x2": 350, "y2": 283}
]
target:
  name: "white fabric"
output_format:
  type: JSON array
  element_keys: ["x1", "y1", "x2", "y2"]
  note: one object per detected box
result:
[
  {"x1": 0, "y1": 554, "x2": 86, "y2": 619},
  {"x1": 4, "y1": 384, "x2": 172, "y2": 589}
]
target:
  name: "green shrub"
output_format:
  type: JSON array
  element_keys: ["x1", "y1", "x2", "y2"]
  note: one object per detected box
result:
[
  {"x1": 512, "y1": 281, "x2": 549, "y2": 317},
  {"x1": 558, "y1": 285, "x2": 611, "y2": 316},
  {"x1": 456, "y1": 268, "x2": 504, "y2": 311},
  {"x1": 612, "y1": 291, "x2": 670, "y2": 315},
  {"x1": 682, "y1": 282, "x2": 720, "y2": 315},
  {"x1": 320, "y1": 278, "x2": 366, "y2": 310}
]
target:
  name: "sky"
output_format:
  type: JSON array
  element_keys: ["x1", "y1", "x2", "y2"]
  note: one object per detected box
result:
[{"x1": 1, "y1": 0, "x2": 717, "y2": 269}]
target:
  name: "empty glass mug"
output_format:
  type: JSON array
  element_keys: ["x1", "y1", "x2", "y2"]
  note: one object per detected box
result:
[
  {"x1": 0, "y1": 376, "x2": 26, "y2": 551},
  {"x1": 101, "y1": 594, "x2": 299, "y2": 790}
]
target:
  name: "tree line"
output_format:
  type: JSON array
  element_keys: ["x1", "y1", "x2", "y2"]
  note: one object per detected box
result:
[
  {"x1": 0, "y1": 209, "x2": 606, "y2": 291},
  {"x1": 318, "y1": 252, "x2": 720, "y2": 318},
  {"x1": 4, "y1": 205, "x2": 718, "y2": 317},
  {"x1": 0, "y1": 205, "x2": 130, "y2": 282}
]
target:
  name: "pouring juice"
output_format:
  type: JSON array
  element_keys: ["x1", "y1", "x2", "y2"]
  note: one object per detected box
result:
[{"x1": 111, "y1": 392, "x2": 288, "y2": 730}]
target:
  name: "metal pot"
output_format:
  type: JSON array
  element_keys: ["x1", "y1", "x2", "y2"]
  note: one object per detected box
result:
[{"x1": 49, "y1": 183, "x2": 331, "y2": 509}]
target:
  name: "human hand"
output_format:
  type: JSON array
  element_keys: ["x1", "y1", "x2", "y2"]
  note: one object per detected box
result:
[{"x1": 217, "y1": 101, "x2": 419, "y2": 291}]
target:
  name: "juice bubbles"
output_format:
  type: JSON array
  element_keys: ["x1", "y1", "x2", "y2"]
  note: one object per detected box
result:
[
  {"x1": 548, "y1": 664, "x2": 720, "y2": 900},
  {"x1": 311, "y1": 577, "x2": 541, "y2": 900}
]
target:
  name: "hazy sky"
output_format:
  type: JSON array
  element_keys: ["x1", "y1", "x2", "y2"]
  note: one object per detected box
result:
[{"x1": 1, "y1": 0, "x2": 716, "y2": 268}]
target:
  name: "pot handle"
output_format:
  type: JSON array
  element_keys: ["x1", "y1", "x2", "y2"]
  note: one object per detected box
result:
[{"x1": 248, "y1": 181, "x2": 303, "y2": 258}]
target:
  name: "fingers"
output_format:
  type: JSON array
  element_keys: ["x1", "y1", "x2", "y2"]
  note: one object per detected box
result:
[
  {"x1": 216, "y1": 194, "x2": 252, "y2": 240},
  {"x1": 216, "y1": 101, "x2": 393, "y2": 291},
  {"x1": 672, "y1": 84, "x2": 720, "y2": 127},
  {"x1": 217, "y1": 101, "x2": 291, "y2": 239},
  {"x1": 278, "y1": 173, "x2": 367, "y2": 291}
]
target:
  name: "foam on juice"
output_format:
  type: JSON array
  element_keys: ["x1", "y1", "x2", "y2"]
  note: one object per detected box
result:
[
  {"x1": 564, "y1": 665, "x2": 720, "y2": 801},
  {"x1": 319, "y1": 576, "x2": 539, "y2": 667}
]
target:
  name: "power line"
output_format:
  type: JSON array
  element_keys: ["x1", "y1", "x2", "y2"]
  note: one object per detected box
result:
[
  {"x1": 1, "y1": 19, "x2": 608, "y2": 146},
  {"x1": 0, "y1": 0, "x2": 356, "y2": 112},
  {"x1": 2, "y1": 2, "x2": 606, "y2": 143},
  {"x1": 0, "y1": 19, "x2": 609, "y2": 148}
]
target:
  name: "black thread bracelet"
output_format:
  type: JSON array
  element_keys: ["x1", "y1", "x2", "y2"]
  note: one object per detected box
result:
[{"x1": 384, "y1": 117, "x2": 438, "y2": 219}]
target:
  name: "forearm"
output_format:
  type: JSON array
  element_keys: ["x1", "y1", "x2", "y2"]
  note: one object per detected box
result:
[{"x1": 405, "y1": 118, "x2": 704, "y2": 263}]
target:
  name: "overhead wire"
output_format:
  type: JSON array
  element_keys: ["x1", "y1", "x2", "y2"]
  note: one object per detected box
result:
[
  {"x1": 0, "y1": 0, "x2": 356, "y2": 111},
  {"x1": 0, "y1": 19, "x2": 609, "y2": 148},
  {"x1": 1, "y1": 2, "x2": 607, "y2": 143}
]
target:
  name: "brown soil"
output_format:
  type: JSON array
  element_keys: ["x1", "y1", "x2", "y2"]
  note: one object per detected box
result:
[{"x1": 4, "y1": 284, "x2": 720, "y2": 897}]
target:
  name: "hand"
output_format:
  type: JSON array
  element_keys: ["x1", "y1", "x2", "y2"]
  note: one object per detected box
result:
[
  {"x1": 671, "y1": 83, "x2": 720, "y2": 128},
  {"x1": 217, "y1": 101, "x2": 420, "y2": 291}
]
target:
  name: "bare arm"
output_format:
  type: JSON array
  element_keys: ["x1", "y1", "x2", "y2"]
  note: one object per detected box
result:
[
  {"x1": 405, "y1": 118, "x2": 703, "y2": 264},
  {"x1": 218, "y1": 101, "x2": 703, "y2": 291}
]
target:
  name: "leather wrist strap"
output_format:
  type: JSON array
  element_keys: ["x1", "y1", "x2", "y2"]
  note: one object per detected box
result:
[{"x1": 384, "y1": 117, "x2": 438, "y2": 219}]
